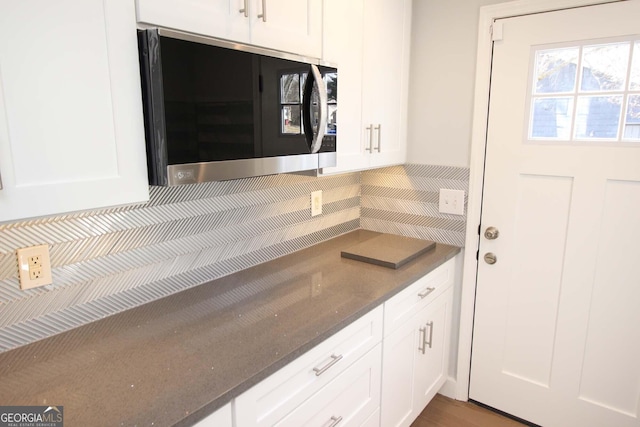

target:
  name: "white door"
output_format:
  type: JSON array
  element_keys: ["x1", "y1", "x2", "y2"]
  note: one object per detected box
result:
[{"x1": 470, "y1": 2, "x2": 640, "y2": 427}]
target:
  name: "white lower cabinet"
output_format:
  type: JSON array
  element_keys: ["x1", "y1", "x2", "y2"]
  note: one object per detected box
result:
[
  {"x1": 380, "y1": 286, "x2": 454, "y2": 427},
  {"x1": 226, "y1": 258, "x2": 456, "y2": 427},
  {"x1": 235, "y1": 306, "x2": 383, "y2": 427},
  {"x1": 274, "y1": 344, "x2": 381, "y2": 427},
  {"x1": 192, "y1": 403, "x2": 233, "y2": 427}
]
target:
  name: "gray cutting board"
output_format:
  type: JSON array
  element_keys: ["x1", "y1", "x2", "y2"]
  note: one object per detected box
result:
[{"x1": 340, "y1": 234, "x2": 436, "y2": 269}]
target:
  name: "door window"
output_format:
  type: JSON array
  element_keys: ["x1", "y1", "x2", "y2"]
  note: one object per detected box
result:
[{"x1": 528, "y1": 39, "x2": 640, "y2": 142}]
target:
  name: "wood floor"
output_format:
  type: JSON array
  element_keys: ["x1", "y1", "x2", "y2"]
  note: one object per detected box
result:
[{"x1": 411, "y1": 394, "x2": 526, "y2": 427}]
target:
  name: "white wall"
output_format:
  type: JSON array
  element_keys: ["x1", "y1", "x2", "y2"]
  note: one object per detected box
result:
[
  {"x1": 407, "y1": 0, "x2": 513, "y2": 397},
  {"x1": 407, "y1": 0, "x2": 511, "y2": 167}
]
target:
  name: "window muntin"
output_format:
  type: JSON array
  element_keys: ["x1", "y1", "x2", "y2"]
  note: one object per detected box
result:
[{"x1": 528, "y1": 39, "x2": 640, "y2": 143}]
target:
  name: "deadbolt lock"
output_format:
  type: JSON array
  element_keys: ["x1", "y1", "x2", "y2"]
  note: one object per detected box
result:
[{"x1": 484, "y1": 252, "x2": 497, "y2": 265}]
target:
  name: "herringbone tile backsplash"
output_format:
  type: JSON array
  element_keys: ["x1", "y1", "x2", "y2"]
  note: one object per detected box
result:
[
  {"x1": 361, "y1": 164, "x2": 468, "y2": 247},
  {"x1": 0, "y1": 164, "x2": 467, "y2": 351}
]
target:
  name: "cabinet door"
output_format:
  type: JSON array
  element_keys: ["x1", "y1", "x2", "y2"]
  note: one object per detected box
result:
[
  {"x1": 413, "y1": 287, "x2": 453, "y2": 413},
  {"x1": 0, "y1": 0, "x2": 149, "y2": 222},
  {"x1": 136, "y1": 0, "x2": 250, "y2": 44},
  {"x1": 362, "y1": 0, "x2": 411, "y2": 168},
  {"x1": 381, "y1": 309, "x2": 424, "y2": 427},
  {"x1": 193, "y1": 403, "x2": 233, "y2": 427},
  {"x1": 381, "y1": 286, "x2": 453, "y2": 427},
  {"x1": 249, "y1": 0, "x2": 322, "y2": 57},
  {"x1": 320, "y1": 0, "x2": 369, "y2": 175}
]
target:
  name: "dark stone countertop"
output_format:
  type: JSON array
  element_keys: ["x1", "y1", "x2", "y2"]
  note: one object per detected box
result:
[{"x1": 0, "y1": 230, "x2": 460, "y2": 426}]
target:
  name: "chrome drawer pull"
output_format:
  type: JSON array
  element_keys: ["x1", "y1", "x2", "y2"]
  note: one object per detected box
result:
[
  {"x1": 313, "y1": 354, "x2": 343, "y2": 376},
  {"x1": 418, "y1": 287, "x2": 435, "y2": 299},
  {"x1": 328, "y1": 415, "x2": 343, "y2": 427}
]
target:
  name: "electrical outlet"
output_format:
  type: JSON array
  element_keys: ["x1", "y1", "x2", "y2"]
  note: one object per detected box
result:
[
  {"x1": 311, "y1": 190, "x2": 323, "y2": 217},
  {"x1": 17, "y1": 244, "x2": 53, "y2": 290},
  {"x1": 29, "y1": 255, "x2": 42, "y2": 268},
  {"x1": 439, "y1": 189, "x2": 465, "y2": 215}
]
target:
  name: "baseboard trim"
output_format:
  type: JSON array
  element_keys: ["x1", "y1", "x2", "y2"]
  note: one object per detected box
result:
[{"x1": 439, "y1": 377, "x2": 458, "y2": 400}]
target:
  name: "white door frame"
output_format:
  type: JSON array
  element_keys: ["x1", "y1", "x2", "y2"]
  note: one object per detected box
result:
[{"x1": 456, "y1": 0, "x2": 627, "y2": 401}]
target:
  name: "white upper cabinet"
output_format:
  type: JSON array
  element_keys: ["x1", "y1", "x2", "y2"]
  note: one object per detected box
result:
[
  {"x1": 136, "y1": 0, "x2": 322, "y2": 58},
  {"x1": 322, "y1": 0, "x2": 412, "y2": 175},
  {"x1": 249, "y1": 0, "x2": 322, "y2": 57},
  {"x1": 322, "y1": 0, "x2": 369, "y2": 173},
  {"x1": 0, "y1": 0, "x2": 149, "y2": 223},
  {"x1": 136, "y1": 0, "x2": 250, "y2": 44},
  {"x1": 363, "y1": 0, "x2": 412, "y2": 169}
]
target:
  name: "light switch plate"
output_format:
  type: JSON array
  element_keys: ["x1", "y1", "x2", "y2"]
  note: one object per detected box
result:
[
  {"x1": 311, "y1": 190, "x2": 322, "y2": 217},
  {"x1": 439, "y1": 189, "x2": 465, "y2": 215},
  {"x1": 17, "y1": 244, "x2": 53, "y2": 290}
]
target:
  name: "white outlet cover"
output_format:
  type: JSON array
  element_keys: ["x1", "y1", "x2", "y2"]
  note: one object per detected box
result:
[
  {"x1": 17, "y1": 244, "x2": 53, "y2": 290},
  {"x1": 439, "y1": 189, "x2": 465, "y2": 215},
  {"x1": 311, "y1": 190, "x2": 322, "y2": 217}
]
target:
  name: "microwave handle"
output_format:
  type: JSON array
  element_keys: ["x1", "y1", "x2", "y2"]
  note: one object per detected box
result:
[{"x1": 302, "y1": 64, "x2": 328, "y2": 154}]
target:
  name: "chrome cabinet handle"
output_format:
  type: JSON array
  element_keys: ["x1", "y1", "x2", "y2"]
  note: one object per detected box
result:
[
  {"x1": 239, "y1": 0, "x2": 248, "y2": 17},
  {"x1": 257, "y1": 0, "x2": 267, "y2": 21},
  {"x1": 328, "y1": 416, "x2": 343, "y2": 427},
  {"x1": 425, "y1": 321, "x2": 434, "y2": 349},
  {"x1": 418, "y1": 326, "x2": 427, "y2": 354},
  {"x1": 374, "y1": 124, "x2": 381, "y2": 152},
  {"x1": 313, "y1": 354, "x2": 343, "y2": 376},
  {"x1": 418, "y1": 287, "x2": 435, "y2": 299},
  {"x1": 365, "y1": 125, "x2": 373, "y2": 152}
]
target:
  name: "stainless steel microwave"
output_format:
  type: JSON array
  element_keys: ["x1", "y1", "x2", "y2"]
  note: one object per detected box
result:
[{"x1": 137, "y1": 29, "x2": 337, "y2": 186}]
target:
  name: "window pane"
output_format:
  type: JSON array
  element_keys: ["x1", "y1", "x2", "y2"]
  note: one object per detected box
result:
[
  {"x1": 623, "y1": 94, "x2": 640, "y2": 140},
  {"x1": 630, "y1": 41, "x2": 640, "y2": 91},
  {"x1": 530, "y1": 97, "x2": 573, "y2": 139},
  {"x1": 534, "y1": 47, "x2": 579, "y2": 94},
  {"x1": 281, "y1": 74, "x2": 300, "y2": 103},
  {"x1": 282, "y1": 105, "x2": 301, "y2": 134},
  {"x1": 580, "y1": 42, "x2": 630, "y2": 92},
  {"x1": 574, "y1": 96, "x2": 622, "y2": 139}
]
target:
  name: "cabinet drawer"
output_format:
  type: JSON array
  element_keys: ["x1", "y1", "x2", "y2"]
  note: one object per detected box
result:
[
  {"x1": 383, "y1": 258, "x2": 455, "y2": 337},
  {"x1": 275, "y1": 344, "x2": 382, "y2": 427},
  {"x1": 235, "y1": 306, "x2": 383, "y2": 427}
]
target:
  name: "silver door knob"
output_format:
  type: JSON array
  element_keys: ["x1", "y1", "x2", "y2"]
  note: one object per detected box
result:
[
  {"x1": 484, "y1": 252, "x2": 497, "y2": 265},
  {"x1": 484, "y1": 226, "x2": 500, "y2": 240}
]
